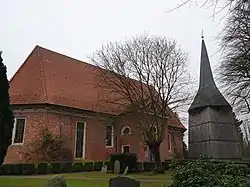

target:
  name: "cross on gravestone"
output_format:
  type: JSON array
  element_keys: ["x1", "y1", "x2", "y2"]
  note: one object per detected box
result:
[{"x1": 109, "y1": 176, "x2": 140, "y2": 187}]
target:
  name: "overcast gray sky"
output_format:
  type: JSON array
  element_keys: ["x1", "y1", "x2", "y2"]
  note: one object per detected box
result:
[
  {"x1": 1, "y1": 0, "x2": 226, "y2": 81},
  {"x1": 1, "y1": 0, "x2": 231, "y2": 143}
]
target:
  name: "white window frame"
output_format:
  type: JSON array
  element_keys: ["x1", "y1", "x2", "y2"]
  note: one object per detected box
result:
[
  {"x1": 105, "y1": 125, "x2": 114, "y2": 148},
  {"x1": 74, "y1": 121, "x2": 87, "y2": 159},
  {"x1": 168, "y1": 133, "x2": 172, "y2": 151},
  {"x1": 12, "y1": 118, "x2": 26, "y2": 145},
  {"x1": 121, "y1": 145, "x2": 130, "y2": 153},
  {"x1": 121, "y1": 126, "x2": 131, "y2": 135}
]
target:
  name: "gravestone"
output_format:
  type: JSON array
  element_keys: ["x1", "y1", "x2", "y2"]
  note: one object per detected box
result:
[
  {"x1": 123, "y1": 166, "x2": 129, "y2": 175},
  {"x1": 101, "y1": 164, "x2": 107, "y2": 173},
  {"x1": 114, "y1": 160, "x2": 120, "y2": 174},
  {"x1": 45, "y1": 176, "x2": 67, "y2": 187},
  {"x1": 109, "y1": 176, "x2": 140, "y2": 187}
]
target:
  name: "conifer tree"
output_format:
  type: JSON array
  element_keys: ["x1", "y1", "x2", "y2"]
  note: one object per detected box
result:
[{"x1": 0, "y1": 52, "x2": 14, "y2": 166}]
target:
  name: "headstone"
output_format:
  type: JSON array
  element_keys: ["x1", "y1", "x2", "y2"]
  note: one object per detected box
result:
[
  {"x1": 123, "y1": 166, "x2": 129, "y2": 175},
  {"x1": 101, "y1": 164, "x2": 107, "y2": 173},
  {"x1": 45, "y1": 176, "x2": 67, "y2": 187},
  {"x1": 137, "y1": 162, "x2": 144, "y2": 172},
  {"x1": 109, "y1": 176, "x2": 140, "y2": 187},
  {"x1": 114, "y1": 160, "x2": 120, "y2": 174}
]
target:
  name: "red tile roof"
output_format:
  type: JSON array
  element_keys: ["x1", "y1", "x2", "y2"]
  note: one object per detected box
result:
[{"x1": 9, "y1": 45, "x2": 185, "y2": 129}]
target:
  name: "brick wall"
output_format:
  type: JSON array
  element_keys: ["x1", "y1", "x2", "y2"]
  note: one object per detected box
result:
[{"x1": 4, "y1": 106, "x2": 184, "y2": 164}]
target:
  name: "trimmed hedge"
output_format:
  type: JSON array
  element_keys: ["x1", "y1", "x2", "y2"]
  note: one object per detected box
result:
[
  {"x1": 0, "y1": 164, "x2": 15, "y2": 175},
  {"x1": 72, "y1": 162, "x2": 84, "y2": 172},
  {"x1": 94, "y1": 161, "x2": 104, "y2": 171},
  {"x1": 21, "y1": 164, "x2": 36, "y2": 175},
  {"x1": 60, "y1": 162, "x2": 72, "y2": 173},
  {"x1": 110, "y1": 153, "x2": 137, "y2": 173},
  {"x1": 83, "y1": 162, "x2": 94, "y2": 171},
  {"x1": 0, "y1": 164, "x2": 36, "y2": 175},
  {"x1": 37, "y1": 163, "x2": 50, "y2": 174},
  {"x1": 51, "y1": 162, "x2": 61, "y2": 174},
  {"x1": 1, "y1": 159, "x2": 249, "y2": 175}
]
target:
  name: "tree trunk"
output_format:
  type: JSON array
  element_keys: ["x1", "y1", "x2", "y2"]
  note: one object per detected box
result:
[{"x1": 152, "y1": 143, "x2": 165, "y2": 173}]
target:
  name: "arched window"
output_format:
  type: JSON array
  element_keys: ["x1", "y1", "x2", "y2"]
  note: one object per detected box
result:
[{"x1": 121, "y1": 126, "x2": 131, "y2": 135}]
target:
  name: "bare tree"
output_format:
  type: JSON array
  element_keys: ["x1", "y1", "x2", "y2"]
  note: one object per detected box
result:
[
  {"x1": 218, "y1": 1, "x2": 250, "y2": 114},
  {"x1": 239, "y1": 118, "x2": 250, "y2": 159},
  {"x1": 165, "y1": 0, "x2": 250, "y2": 114},
  {"x1": 166, "y1": 0, "x2": 245, "y2": 19},
  {"x1": 90, "y1": 34, "x2": 192, "y2": 173}
]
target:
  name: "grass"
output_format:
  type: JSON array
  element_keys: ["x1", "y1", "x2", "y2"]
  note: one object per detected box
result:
[
  {"x1": 59, "y1": 171, "x2": 172, "y2": 179},
  {"x1": 0, "y1": 178, "x2": 171, "y2": 187},
  {"x1": 0, "y1": 171, "x2": 172, "y2": 187}
]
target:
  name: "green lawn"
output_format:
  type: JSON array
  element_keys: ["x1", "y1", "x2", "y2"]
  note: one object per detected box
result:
[
  {"x1": 60, "y1": 171, "x2": 172, "y2": 180},
  {"x1": 0, "y1": 172, "x2": 172, "y2": 187}
]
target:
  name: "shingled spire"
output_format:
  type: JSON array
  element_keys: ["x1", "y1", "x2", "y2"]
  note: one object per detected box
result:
[
  {"x1": 188, "y1": 37, "x2": 231, "y2": 112},
  {"x1": 188, "y1": 37, "x2": 242, "y2": 160}
]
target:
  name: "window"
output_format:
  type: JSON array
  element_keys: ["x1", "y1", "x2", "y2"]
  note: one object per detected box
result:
[
  {"x1": 121, "y1": 126, "x2": 131, "y2": 135},
  {"x1": 168, "y1": 133, "x2": 172, "y2": 151},
  {"x1": 122, "y1": 145, "x2": 130, "y2": 153},
  {"x1": 105, "y1": 125, "x2": 114, "y2": 147},
  {"x1": 12, "y1": 118, "x2": 25, "y2": 144},
  {"x1": 75, "y1": 122, "x2": 86, "y2": 158}
]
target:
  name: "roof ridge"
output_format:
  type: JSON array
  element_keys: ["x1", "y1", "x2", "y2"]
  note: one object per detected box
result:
[
  {"x1": 36, "y1": 47, "x2": 48, "y2": 102},
  {"x1": 36, "y1": 45, "x2": 97, "y2": 69}
]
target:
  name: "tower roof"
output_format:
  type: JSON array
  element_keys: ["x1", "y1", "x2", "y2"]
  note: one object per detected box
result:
[{"x1": 188, "y1": 38, "x2": 231, "y2": 112}]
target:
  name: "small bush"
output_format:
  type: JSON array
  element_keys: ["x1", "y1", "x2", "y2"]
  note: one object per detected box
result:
[
  {"x1": 110, "y1": 153, "x2": 137, "y2": 173},
  {"x1": 37, "y1": 163, "x2": 49, "y2": 174},
  {"x1": 83, "y1": 162, "x2": 94, "y2": 171},
  {"x1": 50, "y1": 162, "x2": 61, "y2": 174},
  {"x1": 33, "y1": 127, "x2": 64, "y2": 162},
  {"x1": 21, "y1": 164, "x2": 36, "y2": 175},
  {"x1": 170, "y1": 154, "x2": 249, "y2": 187},
  {"x1": 60, "y1": 162, "x2": 72, "y2": 173},
  {"x1": 72, "y1": 162, "x2": 84, "y2": 172}
]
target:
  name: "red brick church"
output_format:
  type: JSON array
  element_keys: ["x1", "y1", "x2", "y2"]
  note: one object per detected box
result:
[{"x1": 4, "y1": 45, "x2": 186, "y2": 164}]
